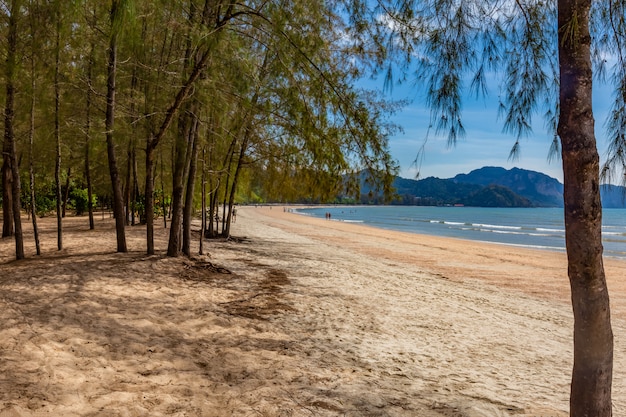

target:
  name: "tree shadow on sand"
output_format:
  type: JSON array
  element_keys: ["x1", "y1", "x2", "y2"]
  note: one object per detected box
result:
[{"x1": 0, "y1": 241, "x2": 427, "y2": 416}]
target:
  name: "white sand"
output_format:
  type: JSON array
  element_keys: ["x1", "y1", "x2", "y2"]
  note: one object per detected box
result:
[{"x1": 1, "y1": 206, "x2": 625, "y2": 416}]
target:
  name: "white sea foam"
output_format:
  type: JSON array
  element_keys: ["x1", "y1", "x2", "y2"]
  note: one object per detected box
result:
[
  {"x1": 293, "y1": 206, "x2": 626, "y2": 258},
  {"x1": 474, "y1": 223, "x2": 522, "y2": 230}
]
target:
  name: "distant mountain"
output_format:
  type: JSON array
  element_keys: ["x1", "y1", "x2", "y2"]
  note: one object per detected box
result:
[
  {"x1": 452, "y1": 166, "x2": 563, "y2": 207},
  {"x1": 385, "y1": 174, "x2": 533, "y2": 207},
  {"x1": 357, "y1": 166, "x2": 626, "y2": 208},
  {"x1": 464, "y1": 184, "x2": 533, "y2": 208},
  {"x1": 392, "y1": 176, "x2": 482, "y2": 206}
]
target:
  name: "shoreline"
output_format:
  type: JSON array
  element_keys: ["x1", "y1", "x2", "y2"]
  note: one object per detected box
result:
[
  {"x1": 0, "y1": 208, "x2": 625, "y2": 415},
  {"x1": 289, "y1": 204, "x2": 626, "y2": 260},
  {"x1": 237, "y1": 206, "x2": 626, "y2": 415},
  {"x1": 293, "y1": 207, "x2": 571, "y2": 256},
  {"x1": 246, "y1": 205, "x2": 626, "y2": 317}
]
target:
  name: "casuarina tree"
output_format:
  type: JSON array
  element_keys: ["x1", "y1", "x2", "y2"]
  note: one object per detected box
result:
[{"x1": 354, "y1": 1, "x2": 616, "y2": 415}]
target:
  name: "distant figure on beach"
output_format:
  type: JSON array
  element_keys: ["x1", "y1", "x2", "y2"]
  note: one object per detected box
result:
[
  {"x1": 232, "y1": 207, "x2": 237, "y2": 223},
  {"x1": 325, "y1": 212, "x2": 331, "y2": 220}
]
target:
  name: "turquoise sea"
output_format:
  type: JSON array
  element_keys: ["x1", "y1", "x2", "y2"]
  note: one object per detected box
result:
[{"x1": 296, "y1": 206, "x2": 626, "y2": 259}]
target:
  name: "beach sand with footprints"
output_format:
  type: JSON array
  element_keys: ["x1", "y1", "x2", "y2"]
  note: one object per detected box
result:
[{"x1": 1, "y1": 206, "x2": 626, "y2": 416}]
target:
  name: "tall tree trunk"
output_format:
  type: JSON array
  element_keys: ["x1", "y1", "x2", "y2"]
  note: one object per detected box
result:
[
  {"x1": 131, "y1": 147, "x2": 138, "y2": 225},
  {"x1": 125, "y1": 142, "x2": 132, "y2": 225},
  {"x1": 54, "y1": 8, "x2": 62, "y2": 250},
  {"x1": 106, "y1": 0, "x2": 127, "y2": 253},
  {"x1": 2, "y1": 130, "x2": 13, "y2": 238},
  {"x1": 167, "y1": 2, "x2": 199, "y2": 257},
  {"x1": 29, "y1": 46, "x2": 40, "y2": 255},
  {"x1": 167, "y1": 106, "x2": 196, "y2": 257},
  {"x1": 182, "y1": 115, "x2": 200, "y2": 256},
  {"x1": 145, "y1": 141, "x2": 157, "y2": 254},
  {"x1": 224, "y1": 134, "x2": 249, "y2": 238},
  {"x1": 143, "y1": 43, "x2": 214, "y2": 255},
  {"x1": 557, "y1": 1, "x2": 613, "y2": 416},
  {"x1": 200, "y1": 147, "x2": 206, "y2": 255},
  {"x1": 85, "y1": 42, "x2": 95, "y2": 230},
  {"x1": 4, "y1": 0, "x2": 24, "y2": 259},
  {"x1": 166, "y1": 132, "x2": 187, "y2": 256},
  {"x1": 62, "y1": 166, "x2": 71, "y2": 218},
  {"x1": 161, "y1": 153, "x2": 167, "y2": 229},
  {"x1": 220, "y1": 138, "x2": 238, "y2": 235},
  {"x1": 208, "y1": 180, "x2": 217, "y2": 237}
]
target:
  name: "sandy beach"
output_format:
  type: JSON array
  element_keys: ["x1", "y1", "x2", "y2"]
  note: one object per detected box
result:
[{"x1": 1, "y1": 206, "x2": 626, "y2": 416}]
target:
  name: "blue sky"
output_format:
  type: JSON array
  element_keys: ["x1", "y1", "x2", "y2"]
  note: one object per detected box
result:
[{"x1": 372, "y1": 77, "x2": 615, "y2": 184}]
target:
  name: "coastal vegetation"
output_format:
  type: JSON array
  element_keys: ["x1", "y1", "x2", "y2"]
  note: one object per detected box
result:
[{"x1": 0, "y1": 0, "x2": 399, "y2": 258}]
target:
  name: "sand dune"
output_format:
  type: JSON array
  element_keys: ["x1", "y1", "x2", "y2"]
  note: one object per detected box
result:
[{"x1": 0, "y1": 206, "x2": 625, "y2": 416}]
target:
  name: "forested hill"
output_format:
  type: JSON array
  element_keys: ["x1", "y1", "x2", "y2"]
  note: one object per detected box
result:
[
  {"x1": 452, "y1": 167, "x2": 563, "y2": 207},
  {"x1": 387, "y1": 173, "x2": 534, "y2": 207},
  {"x1": 363, "y1": 167, "x2": 626, "y2": 208}
]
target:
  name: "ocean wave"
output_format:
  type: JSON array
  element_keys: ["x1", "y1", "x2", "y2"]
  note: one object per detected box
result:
[
  {"x1": 602, "y1": 231, "x2": 626, "y2": 236},
  {"x1": 491, "y1": 242, "x2": 567, "y2": 251},
  {"x1": 481, "y1": 229, "x2": 559, "y2": 237},
  {"x1": 536, "y1": 227, "x2": 565, "y2": 233},
  {"x1": 473, "y1": 223, "x2": 522, "y2": 230}
]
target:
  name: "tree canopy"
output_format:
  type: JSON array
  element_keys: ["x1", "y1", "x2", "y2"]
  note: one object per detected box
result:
[{"x1": 0, "y1": 0, "x2": 400, "y2": 256}]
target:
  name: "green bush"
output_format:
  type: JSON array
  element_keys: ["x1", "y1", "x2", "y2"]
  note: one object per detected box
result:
[{"x1": 70, "y1": 188, "x2": 97, "y2": 216}]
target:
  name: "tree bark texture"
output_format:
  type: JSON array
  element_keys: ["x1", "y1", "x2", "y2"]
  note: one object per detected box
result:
[
  {"x1": 2, "y1": 135, "x2": 13, "y2": 238},
  {"x1": 85, "y1": 71, "x2": 95, "y2": 230},
  {"x1": 85, "y1": 14, "x2": 96, "y2": 231},
  {"x1": 200, "y1": 147, "x2": 206, "y2": 255},
  {"x1": 29, "y1": 52, "x2": 40, "y2": 255},
  {"x1": 144, "y1": 143, "x2": 156, "y2": 255},
  {"x1": 4, "y1": 0, "x2": 24, "y2": 259},
  {"x1": 557, "y1": 1, "x2": 613, "y2": 415},
  {"x1": 182, "y1": 115, "x2": 200, "y2": 256},
  {"x1": 54, "y1": 10, "x2": 62, "y2": 250},
  {"x1": 166, "y1": 111, "x2": 193, "y2": 257},
  {"x1": 105, "y1": 0, "x2": 127, "y2": 253}
]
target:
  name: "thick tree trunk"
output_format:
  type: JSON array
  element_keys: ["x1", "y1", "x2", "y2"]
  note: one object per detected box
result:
[
  {"x1": 557, "y1": 1, "x2": 613, "y2": 416},
  {"x1": 4, "y1": 0, "x2": 23, "y2": 259},
  {"x1": 106, "y1": 0, "x2": 127, "y2": 253}
]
